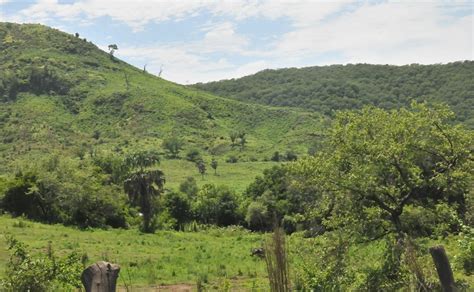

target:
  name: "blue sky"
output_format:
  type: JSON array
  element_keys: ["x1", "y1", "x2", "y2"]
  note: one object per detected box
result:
[{"x1": 1, "y1": 0, "x2": 472, "y2": 84}]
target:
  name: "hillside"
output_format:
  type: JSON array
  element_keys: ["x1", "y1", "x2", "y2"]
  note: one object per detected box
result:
[
  {"x1": 192, "y1": 62, "x2": 474, "y2": 127},
  {"x1": 0, "y1": 22, "x2": 322, "y2": 176}
]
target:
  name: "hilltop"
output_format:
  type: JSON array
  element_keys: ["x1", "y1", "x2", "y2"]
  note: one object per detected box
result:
[
  {"x1": 193, "y1": 62, "x2": 474, "y2": 127},
  {"x1": 0, "y1": 23, "x2": 322, "y2": 179}
]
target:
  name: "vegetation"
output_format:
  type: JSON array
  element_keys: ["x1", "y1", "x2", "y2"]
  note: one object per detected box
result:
[
  {"x1": 0, "y1": 216, "x2": 268, "y2": 289},
  {"x1": 0, "y1": 22, "x2": 473, "y2": 290},
  {"x1": 1, "y1": 236, "x2": 82, "y2": 291},
  {"x1": 123, "y1": 151, "x2": 165, "y2": 233},
  {"x1": 193, "y1": 61, "x2": 474, "y2": 127}
]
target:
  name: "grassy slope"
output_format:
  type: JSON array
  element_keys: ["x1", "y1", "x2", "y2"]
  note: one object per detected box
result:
[{"x1": 0, "y1": 23, "x2": 323, "y2": 188}]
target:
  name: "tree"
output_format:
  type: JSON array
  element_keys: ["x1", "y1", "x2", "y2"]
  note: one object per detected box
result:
[
  {"x1": 107, "y1": 44, "x2": 118, "y2": 59},
  {"x1": 123, "y1": 150, "x2": 165, "y2": 233},
  {"x1": 196, "y1": 160, "x2": 206, "y2": 179},
  {"x1": 179, "y1": 176, "x2": 198, "y2": 198},
  {"x1": 229, "y1": 131, "x2": 238, "y2": 147},
  {"x1": 186, "y1": 149, "x2": 201, "y2": 162},
  {"x1": 211, "y1": 158, "x2": 218, "y2": 175},
  {"x1": 162, "y1": 192, "x2": 192, "y2": 230},
  {"x1": 192, "y1": 184, "x2": 242, "y2": 226},
  {"x1": 292, "y1": 103, "x2": 473, "y2": 240},
  {"x1": 162, "y1": 137, "x2": 184, "y2": 159},
  {"x1": 238, "y1": 131, "x2": 246, "y2": 151}
]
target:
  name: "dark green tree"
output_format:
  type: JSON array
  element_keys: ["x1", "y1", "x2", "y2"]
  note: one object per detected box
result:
[
  {"x1": 123, "y1": 150, "x2": 165, "y2": 233},
  {"x1": 211, "y1": 158, "x2": 218, "y2": 175},
  {"x1": 162, "y1": 137, "x2": 184, "y2": 159},
  {"x1": 196, "y1": 160, "x2": 206, "y2": 179},
  {"x1": 107, "y1": 44, "x2": 118, "y2": 59}
]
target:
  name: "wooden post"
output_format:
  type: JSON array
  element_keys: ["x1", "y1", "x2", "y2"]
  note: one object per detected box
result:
[
  {"x1": 429, "y1": 245, "x2": 456, "y2": 292},
  {"x1": 81, "y1": 261, "x2": 120, "y2": 292}
]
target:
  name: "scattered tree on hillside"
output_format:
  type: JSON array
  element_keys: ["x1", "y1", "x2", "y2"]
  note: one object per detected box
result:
[
  {"x1": 123, "y1": 150, "x2": 165, "y2": 233},
  {"x1": 211, "y1": 158, "x2": 218, "y2": 175},
  {"x1": 229, "y1": 131, "x2": 238, "y2": 147},
  {"x1": 179, "y1": 177, "x2": 199, "y2": 198},
  {"x1": 196, "y1": 160, "x2": 206, "y2": 179},
  {"x1": 162, "y1": 137, "x2": 184, "y2": 159},
  {"x1": 108, "y1": 44, "x2": 118, "y2": 59},
  {"x1": 238, "y1": 131, "x2": 247, "y2": 151}
]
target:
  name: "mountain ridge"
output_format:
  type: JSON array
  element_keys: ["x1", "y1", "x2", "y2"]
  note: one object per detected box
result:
[{"x1": 192, "y1": 61, "x2": 474, "y2": 127}]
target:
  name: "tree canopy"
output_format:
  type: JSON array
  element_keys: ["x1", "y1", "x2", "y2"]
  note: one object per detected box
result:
[{"x1": 291, "y1": 103, "x2": 473, "y2": 238}]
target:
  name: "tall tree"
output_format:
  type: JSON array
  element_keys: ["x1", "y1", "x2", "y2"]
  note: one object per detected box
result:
[
  {"x1": 292, "y1": 103, "x2": 473, "y2": 239},
  {"x1": 196, "y1": 160, "x2": 206, "y2": 179},
  {"x1": 162, "y1": 137, "x2": 184, "y2": 159},
  {"x1": 107, "y1": 44, "x2": 118, "y2": 59},
  {"x1": 211, "y1": 158, "x2": 218, "y2": 175},
  {"x1": 123, "y1": 150, "x2": 165, "y2": 233}
]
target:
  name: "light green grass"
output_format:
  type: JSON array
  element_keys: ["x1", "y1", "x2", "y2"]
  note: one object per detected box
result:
[
  {"x1": 0, "y1": 215, "x2": 268, "y2": 289},
  {"x1": 161, "y1": 160, "x2": 277, "y2": 193}
]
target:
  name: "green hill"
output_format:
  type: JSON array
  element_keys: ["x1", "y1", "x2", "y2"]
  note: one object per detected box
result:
[
  {"x1": 192, "y1": 61, "x2": 474, "y2": 127},
  {"x1": 0, "y1": 22, "x2": 322, "y2": 178}
]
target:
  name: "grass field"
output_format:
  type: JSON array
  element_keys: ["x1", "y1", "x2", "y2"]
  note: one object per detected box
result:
[
  {"x1": 0, "y1": 216, "x2": 268, "y2": 290},
  {"x1": 160, "y1": 160, "x2": 277, "y2": 193},
  {"x1": 1, "y1": 215, "x2": 472, "y2": 290}
]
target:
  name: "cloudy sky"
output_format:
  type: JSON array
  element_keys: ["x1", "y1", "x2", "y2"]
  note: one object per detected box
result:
[{"x1": 1, "y1": 0, "x2": 472, "y2": 84}]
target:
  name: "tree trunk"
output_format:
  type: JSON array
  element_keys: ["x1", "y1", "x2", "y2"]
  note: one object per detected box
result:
[
  {"x1": 429, "y1": 245, "x2": 456, "y2": 292},
  {"x1": 81, "y1": 261, "x2": 120, "y2": 292}
]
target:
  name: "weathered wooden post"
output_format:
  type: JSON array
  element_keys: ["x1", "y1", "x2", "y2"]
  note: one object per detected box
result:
[
  {"x1": 81, "y1": 261, "x2": 120, "y2": 292},
  {"x1": 429, "y1": 245, "x2": 456, "y2": 292}
]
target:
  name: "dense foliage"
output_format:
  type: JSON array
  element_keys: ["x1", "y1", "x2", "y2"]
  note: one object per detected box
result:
[
  {"x1": 193, "y1": 61, "x2": 474, "y2": 127},
  {"x1": 1, "y1": 237, "x2": 82, "y2": 291}
]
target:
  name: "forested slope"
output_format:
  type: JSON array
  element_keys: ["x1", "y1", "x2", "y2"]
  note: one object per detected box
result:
[{"x1": 193, "y1": 62, "x2": 474, "y2": 127}]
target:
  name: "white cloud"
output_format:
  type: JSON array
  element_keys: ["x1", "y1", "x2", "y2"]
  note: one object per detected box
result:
[
  {"x1": 4, "y1": 0, "x2": 472, "y2": 83},
  {"x1": 270, "y1": 2, "x2": 473, "y2": 63}
]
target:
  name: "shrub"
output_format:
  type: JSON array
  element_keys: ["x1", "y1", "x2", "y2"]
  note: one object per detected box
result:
[
  {"x1": 285, "y1": 151, "x2": 298, "y2": 161},
  {"x1": 186, "y1": 149, "x2": 202, "y2": 163},
  {"x1": 192, "y1": 184, "x2": 242, "y2": 226},
  {"x1": 179, "y1": 177, "x2": 198, "y2": 198},
  {"x1": 271, "y1": 151, "x2": 281, "y2": 162},
  {"x1": 0, "y1": 237, "x2": 82, "y2": 292},
  {"x1": 245, "y1": 201, "x2": 270, "y2": 231},
  {"x1": 225, "y1": 155, "x2": 238, "y2": 163},
  {"x1": 162, "y1": 191, "x2": 192, "y2": 229}
]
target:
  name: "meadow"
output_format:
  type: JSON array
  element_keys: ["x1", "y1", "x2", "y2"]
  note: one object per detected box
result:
[
  {"x1": 0, "y1": 216, "x2": 268, "y2": 290},
  {"x1": 160, "y1": 160, "x2": 277, "y2": 193}
]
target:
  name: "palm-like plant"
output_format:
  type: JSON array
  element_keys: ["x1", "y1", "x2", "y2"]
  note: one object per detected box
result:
[{"x1": 123, "y1": 151, "x2": 164, "y2": 233}]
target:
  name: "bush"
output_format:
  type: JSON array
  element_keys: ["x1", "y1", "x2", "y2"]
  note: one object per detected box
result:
[
  {"x1": 162, "y1": 191, "x2": 192, "y2": 229},
  {"x1": 285, "y1": 151, "x2": 298, "y2": 161},
  {"x1": 225, "y1": 155, "x2": 238, "y2": 163},
  {"x1": 0, "y1": 237, "x2": 82, "y2": 292},
  {"x1": 245, "y1": 201, "x2": 270, "y2": 231},
  {"x1": 271, "y1": 151, "x2": 280, "y2": 162},
  {"x1": 186, "y1": 149, "x2": 202, "y2": 163},
  {"x1": 179, "y1": 177, "x2": 198, "y2": 198},
  {"x1": 192, "y1": 184, "x2": 242, "y2": 226}
]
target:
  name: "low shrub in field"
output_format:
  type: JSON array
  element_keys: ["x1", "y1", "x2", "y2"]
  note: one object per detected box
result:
[{"x1": 0, "y1": 237, "x2": 82, "y2": 292}]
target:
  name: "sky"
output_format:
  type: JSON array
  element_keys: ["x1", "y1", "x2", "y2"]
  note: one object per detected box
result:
[{"x1": 1, "y1": 0, "x2": 473, "y2": 84}]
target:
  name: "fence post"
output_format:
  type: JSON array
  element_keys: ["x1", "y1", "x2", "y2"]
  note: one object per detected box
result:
[
  {"x1": 81, "y1": 261, "x2": 120, "y2": 292},
  {"x1": 429, "y1": 245, "x2": 456, "y2": 292}
]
